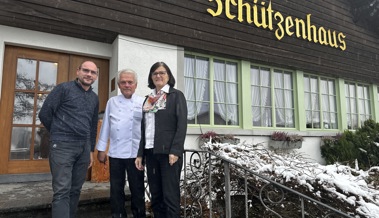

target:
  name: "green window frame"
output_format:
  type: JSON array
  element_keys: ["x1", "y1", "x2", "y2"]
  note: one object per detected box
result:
[
  {"x1": 304, "y1": 75, "x2": 338, "y2": 129},
  {"x1": 184, "y1": 54, "x2": 239, "y2": 126},
  {"x1": 345, "y1": 82, "x2": 371, "y2": 130},
  {"x1": 250, "y1": 65, "x2": 295, "y2": 128}
]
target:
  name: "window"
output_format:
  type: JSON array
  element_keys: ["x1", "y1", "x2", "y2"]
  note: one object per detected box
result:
[
  {"x1": 251, "y1": 66, "x2": 294, "y2": 128},
  {"x1": 304, "y1": 75, "x2": 338, "y2": 129},
  {"x1": 184, "y1": 55, "x2": 210, "y2": 124},
  {"x1": 185, "y1": 54, "x2": 239, "y2": 126},
  {"x1": 345, "y1": 82, "x2": 371, "y2": 130}
]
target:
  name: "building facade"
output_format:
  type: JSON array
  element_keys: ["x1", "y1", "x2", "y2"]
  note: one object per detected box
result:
[{"x1": 0, "y1": 0, "x2": 378, "y2": 181}]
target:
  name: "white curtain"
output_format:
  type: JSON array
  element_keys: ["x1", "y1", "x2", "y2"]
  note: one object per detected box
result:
[
  {"x1": 214, "y1": 62, "x2": 227, "y2": 123},
  {"x1": 214, "y1": 61, "x2": 238, "y2": 125},
  {"x1": 274, "y1": 71, "x2": 294, "y2": 127},
  {"x1": 185, "y1": 56, "x2": 208, "y2": 120},
  {"x1": 274, "y1": 72, "x2": 285, "y2": 125},
  {"x1": 226, "y1": 63, "x2": 238, "y2": 125},
  {"x1": 251, "y1": 67, "x2": 271, "y2": 126}
]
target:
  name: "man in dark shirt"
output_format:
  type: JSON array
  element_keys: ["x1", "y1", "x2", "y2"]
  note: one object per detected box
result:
[{"x1": 39, "y1": 61, "x2": 99, "y2": 218}]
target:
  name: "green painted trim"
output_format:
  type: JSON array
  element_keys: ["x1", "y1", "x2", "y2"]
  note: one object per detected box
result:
[
  {"x1": 370, "y1": 84, "x2": 378, "y2": 122},
  {"x1": 296, "y1": 71, "x2": 306, "y2": 131},
  {"x1": 337, "y1": 78, "x2": 347, "y2": 130},
  {"x1": 241, "y1": 60, "x2": 251, "y2": 129}
]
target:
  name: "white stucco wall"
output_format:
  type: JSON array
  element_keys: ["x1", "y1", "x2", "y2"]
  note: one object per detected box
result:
[
  {"x1": 114, "y1": 35, "x2": 184, "y2": 98},
  {"x1": 0, "y1": 25, "x2": 113, "y2": 100}
]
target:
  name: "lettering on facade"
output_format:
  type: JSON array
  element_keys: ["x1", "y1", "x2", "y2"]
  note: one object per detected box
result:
[{"x1": 207, "y1": 0, "x2": 347, "y2": 51}]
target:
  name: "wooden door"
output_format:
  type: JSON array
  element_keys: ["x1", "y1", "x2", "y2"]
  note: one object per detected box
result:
[{"x1": 0, "y1": 45, "x2": 109, "y2": 175}]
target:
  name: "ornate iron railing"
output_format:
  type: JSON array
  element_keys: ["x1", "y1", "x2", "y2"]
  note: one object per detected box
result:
[{"x1": 181, "y1": 149, "x2": 355, "y2": 218}]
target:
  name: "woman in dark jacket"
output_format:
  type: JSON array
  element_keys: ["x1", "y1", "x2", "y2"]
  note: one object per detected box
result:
[{"x1": 135, "y1": 62, "x2": 187, "y2": 218}]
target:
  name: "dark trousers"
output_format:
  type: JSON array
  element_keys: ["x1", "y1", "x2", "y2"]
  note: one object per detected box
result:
[
  {"x1": 145, "y1": 149, "x2": 183, "y2": 218},
  {"x1": 109, "y1": 157, "x2": 146, "y2": 218},
  {"x1": 49, "y1": 140, "x2": 90, "y2": 218}
]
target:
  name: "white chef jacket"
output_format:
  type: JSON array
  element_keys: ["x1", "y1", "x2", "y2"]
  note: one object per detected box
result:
[{"x1": 96, "y1": 94, "x2": 144, "y2": 158}]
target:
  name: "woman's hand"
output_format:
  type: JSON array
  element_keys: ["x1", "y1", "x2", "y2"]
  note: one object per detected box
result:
[{"x1": 169, "y1": 154, "x2": 178, "y2": 166}]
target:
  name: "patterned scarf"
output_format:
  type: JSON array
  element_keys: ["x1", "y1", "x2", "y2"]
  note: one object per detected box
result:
[{"x1": 143, "y1": 91, "x2": 167, "y2": 113}]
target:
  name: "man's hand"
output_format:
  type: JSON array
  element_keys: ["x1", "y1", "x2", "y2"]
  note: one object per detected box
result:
[
  {"x1": 88, "y1": 152, "x2": 94, "y2": 169},
  {"x1": 97, "y1": 151, "x2": 107, "y2": 164},
  {"x1": 135, "y1": 157, "x2": 144, "y2": 171}
]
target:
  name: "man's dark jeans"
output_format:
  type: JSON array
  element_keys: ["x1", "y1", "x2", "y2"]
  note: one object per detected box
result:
[
  {"x1": 49, "y1": 140, "x2": 90, "y2": 218},
  {"x1": 109, "y1": 157, "x2": 146, "y2": 218}
]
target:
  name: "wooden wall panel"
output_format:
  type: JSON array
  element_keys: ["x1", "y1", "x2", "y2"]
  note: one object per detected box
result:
[{"x1": 0, "y1": 0, "x2": 378, "y2": 84}]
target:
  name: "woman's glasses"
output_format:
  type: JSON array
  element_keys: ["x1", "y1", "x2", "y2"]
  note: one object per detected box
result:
[{"x1": 152, "y1": 71, "x2": 167, "y2": 77}]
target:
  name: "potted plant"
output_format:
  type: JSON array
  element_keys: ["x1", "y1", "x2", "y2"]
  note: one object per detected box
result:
[
  {"x1": 269, "y1": 131, "x2": 303, "y2": 149},
  {"x1": 198, "y1": 131, "x2": 220, "y2": 145}
]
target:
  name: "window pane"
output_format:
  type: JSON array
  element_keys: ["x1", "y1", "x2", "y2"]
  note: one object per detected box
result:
[
  {"x1": 250, "y1": 67, "x2": 259, "y2": 85},
  {"x1": 304, "y1": 93, "x2": 311, "y2": 110},
  {"x1": 310, "y1": 77, "x2": 318, "y2": 92},
  {"x1": 275, "y1": 108, "x2": 285, "y2": 127},
  {"x1": 186, "y1": 78, "x2": 195, "y2": 101},
  {"x1": 214, "y1": 82, "x2": 225, "y2": 103},
  {"x1": 306, "y1": 111, "x2": 312, "y2": 127},
  {"x1": 251, "y1": 87, "x2": 260, "y2": 105},
  {"x1": 226, "y1": 62, "x2": 237, "y2": 82},
  {"x1": 275, "y1": 89, "x2": 284, "y2": 107},
  {"x1": 197, "y1": 79, "x2": 209, "y2": 101},
  {"x1": 214, "y1": 103, "x2": 226, "y2": 125},
  {"x1": 227, "y1": 105, "x2": 239, "y2": 125},
  {"x1": 196, "y1": 57, "x2": 209, "y2": 79},
  {"x1": 284, "y1": 90, "x2": 294, "y2": 108},
  {"x1": 329, "y1": 96, "x2": 336, "y2": 112},
  {"x1": 274, "y1": 72, "x2": 283, "y2": 88},
  {"x1": 262, "y1": 87, "x2": 271, "y2": 106},
  {"x1": 312, "y1": 112, "x2": 320, "y2": 128},
  {"x1": 252, "y1": 106, "x2": 261, "y2": 126},
  {"x1": 346, "y1": 98, "x2": 351, "y2": 113},
  {"x1": 16, "y1": 58, "x2": 37, "y2": 90},
  {"x1": 328, "y1": 80, "x2": 335, "y2": 94},
  {"x1": 349, "y1": 84, "x2": 355, "y2": 97},
  {"x1": 38, "y1": 61, "x2": 57, "y2": 91},
  {"x1": 261, "y1": 68, "x2": 270, "y2": 86},
  {"x1": 198, "y1": 102, "x2": 210, "y2": 124},
  {"x1": 187, "y1": 101, "x2": 196, "y2": 124},
  {"x1": 10, "y1": 127, "x2": 32, "y2": 160},
  {"x1": 304, "y1": 77, "x2": 310, "y2": 92},
  {"x1": 13, "y1": 92, "x2": 35, "y2": 124},
  {"x1": 283, "y1": 72, "x2": 292, "y2": 89},
  {"x1": 263, "y1": 108, "x2": 272, "y2": 127},
  {"x1": 184, "y1": 56, "x2": 195, "y2": 77},
  {"x1": 311, "y1": 93, "x2": 319, "y2": 110},
  {"x1": 286, "y1": 109, "x2": 295, "y2": 127},
  {"x1": 214, "y1": 61, "x2": 225, "y2": 81},
  {"x1": 227, "y1": 84, "x2": 238, "y2": 104}
]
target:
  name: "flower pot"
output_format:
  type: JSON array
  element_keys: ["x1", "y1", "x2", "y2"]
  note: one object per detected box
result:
[{"x1": 269, "y1": 140, "x2": 302, "y2": 149}]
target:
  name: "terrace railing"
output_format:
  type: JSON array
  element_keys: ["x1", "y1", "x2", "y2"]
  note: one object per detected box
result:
[{"x1": 181, "y1": 149, "x2": 355, "y2": 218}]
